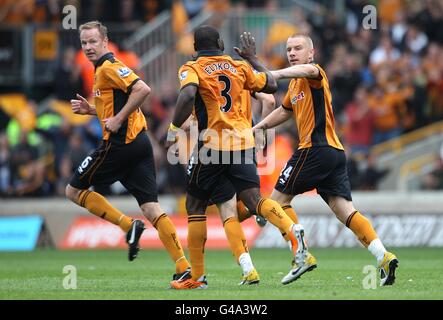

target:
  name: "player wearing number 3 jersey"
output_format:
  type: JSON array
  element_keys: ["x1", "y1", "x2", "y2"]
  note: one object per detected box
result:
[
  {"x1": 177, "y1": 49, "x2": 267, "y2": 151},
  {"x1": 166, "y1": 25, "x2": 308, "y2": 290}
]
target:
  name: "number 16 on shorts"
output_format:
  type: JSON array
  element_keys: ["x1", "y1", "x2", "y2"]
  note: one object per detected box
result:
[{"x1": 78, "y1": 156, "x2": 93, "y2": 174}]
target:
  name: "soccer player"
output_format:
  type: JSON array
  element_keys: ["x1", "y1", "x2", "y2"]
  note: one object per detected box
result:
[
  {"x1": 66, "y1": 21, "x2": 191, "y2": 280},
  {"x1": 183, "y1": 90, "x2": 276, "y2": 286},
  {"x1": 252, "y1": 34, "x2": 399, "y2": 286},
  {"x1": 166, "y1": 25, "x2": 305, "y2": 289}
]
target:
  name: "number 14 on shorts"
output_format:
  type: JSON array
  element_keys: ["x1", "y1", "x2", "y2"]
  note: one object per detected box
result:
[{"x1": 279, "y1": 165, "x2": 293, "y2": 184}]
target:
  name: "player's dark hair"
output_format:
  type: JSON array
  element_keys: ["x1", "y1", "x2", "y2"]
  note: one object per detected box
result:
[{"x1": 194, "y1": 25, "x2": 222, "y2": 51}]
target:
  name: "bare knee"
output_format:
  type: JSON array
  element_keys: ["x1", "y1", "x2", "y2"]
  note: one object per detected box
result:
[
  {"x1": 65, "y1": 184, "x2": 82, "y2": 203},
  {"x1": 217, "y1": 195, "x2": 237, "y2": 222},
  {"x1": 270, "y1": 189, "x2": 293, "y2": 206},
  {"x1": 327, "y1": 196, "x2": 356, "y2": 224},
  {"x1": 140, "y1": 202, "x2": 163, "y2": 223}
]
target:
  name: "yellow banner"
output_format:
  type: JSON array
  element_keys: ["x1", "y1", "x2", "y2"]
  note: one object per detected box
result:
[{"x1": 34, "y1": 30, "x2": 58, "y2": 60}]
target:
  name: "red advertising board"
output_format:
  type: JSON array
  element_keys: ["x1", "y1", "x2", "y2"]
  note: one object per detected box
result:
[{"x1": 60, "y1": 215, "x2": 262, "y2": 249}]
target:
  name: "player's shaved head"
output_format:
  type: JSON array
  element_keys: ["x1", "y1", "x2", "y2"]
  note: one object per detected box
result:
[
  {"x1": 194, "y1": 25, "x2": 223, "y2": 51},
  {"x1": 289, "y1": 34, "x2": 314, "y2": 50}
]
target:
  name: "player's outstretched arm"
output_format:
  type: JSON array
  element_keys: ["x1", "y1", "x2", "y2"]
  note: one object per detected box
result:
[
  {"x1": 234, "y1": 32, "x2": 277, "y2": 94},
  {"x1": 253, "y1": 106, "x2": 292, "y2": 130},
  {"x1": 271, "y1": 64, "x2": 320, "y2": 80}
]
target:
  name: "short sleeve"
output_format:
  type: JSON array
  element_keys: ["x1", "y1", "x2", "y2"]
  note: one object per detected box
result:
[
  {"x1": 242, "y1": 63, "x2": 267, "y2": 92},
  {"x1": 307, "y1": 64, "x2": 324, "y2": 89},
  {"x1": 178, "y1": 65, "x2": 199, "y2": 89},
  {"x1": 281, "y1": 89, "x2": 293, "y2": 111},
  {"x1": 102, "y1": 62, "x2": 140, "y2": 92}
]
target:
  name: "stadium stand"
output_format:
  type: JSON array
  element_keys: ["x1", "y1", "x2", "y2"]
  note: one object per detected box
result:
[{"x1": 0, "y1": 0, "x2": 443, "y2": 199}]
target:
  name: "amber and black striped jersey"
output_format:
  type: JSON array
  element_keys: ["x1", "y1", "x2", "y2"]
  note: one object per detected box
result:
[
  {"x1": 93, "y1": 52, "x2": 147, "y2": 144},
  {"x1": 281, "y1": 63, "x2": 343, "y2": 150},
  {"x1": 178, "y1": 50, "x2": 267, "y2": 151},
  {"x1": 191, "y1": 90, "x2": 254, "y2": 125}
]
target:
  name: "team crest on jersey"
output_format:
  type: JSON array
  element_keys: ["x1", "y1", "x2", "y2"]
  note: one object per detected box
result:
[
  {"x1": 291, "y1": 91, "x2": 305, "y2": 104},
  {"x1": 93, "y1": 89, "x2": 101, "y2": 97},
  {"x1": 180, "y1": 70, "x2": 188, "y2": 81},
  {"x1": 117, "y1": 67, "x2": 131, "y2": 78}
]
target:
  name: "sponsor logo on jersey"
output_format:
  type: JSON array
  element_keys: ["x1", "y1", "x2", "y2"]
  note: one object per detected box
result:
[
  {"x1": 291, "y1": 91, "x2": 305, "y2": 104},
  {"x1": 117, "y1": 67, "x2": 131, "y2": 78},
  {"x1": 180, "y1": 70, "x2": 188, "y2": 81}
]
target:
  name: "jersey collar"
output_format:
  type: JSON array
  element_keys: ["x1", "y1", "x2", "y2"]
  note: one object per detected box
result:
[
  {"x1": 195, "y1": 50, "x2": 224, "y2": 58},
  {"x1": 95, "y1": 52, "x2": 114, "y2": 68}
]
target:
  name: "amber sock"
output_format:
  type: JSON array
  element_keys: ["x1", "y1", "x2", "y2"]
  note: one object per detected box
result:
[
  {"x1": 223, "y1": 217, "x2": 248, "y2": 262},
  {"x1": 153, "y1": 214, "x2": 190, "y2": 274},
  {"x1": 187, "y1": 214, "x2": 207, "y2": 280},
  {"x1": 282, "y1": 205, "x2": 299, "y2": 224},
  {"x1": 280, "y1": 205, "x2": 299, "y2": 241},
  {"x1": 78, "y1": 190, "x2": 132, "y2": 232},
  {"x1": 346, "y1": 211, "x2": 378, "y2": 247},
  {"x1": 256, "y1": 198, "x2": 298, "y2": 254},
  {"x1": 256, "y1": 198, "x2": 294, "y2": 235}
]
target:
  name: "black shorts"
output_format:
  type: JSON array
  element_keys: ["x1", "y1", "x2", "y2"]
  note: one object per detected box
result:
[
  {"x1": 187, "y1": 147, "x2": 260, "y2": 201},
  {"x1": 207, "y1": 177, "x2": 236, "y2": 206},
  {"x1": 275, "y1": 146, "x2": 352, "y2": 203},
  {"x1": 69, "y1": 131, "x2": 158, "y2": 205}
]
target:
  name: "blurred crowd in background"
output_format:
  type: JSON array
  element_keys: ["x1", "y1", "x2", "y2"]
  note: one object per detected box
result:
[{"x1": 1, "y1": 0, "x2": 443, "y2": 198}]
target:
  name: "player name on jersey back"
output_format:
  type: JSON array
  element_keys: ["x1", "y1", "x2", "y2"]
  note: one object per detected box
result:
[{"x1": 203, "y1": 62, "x2": 237, "y2": 75}]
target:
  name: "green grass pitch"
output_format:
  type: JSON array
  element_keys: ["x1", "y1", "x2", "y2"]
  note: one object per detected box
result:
[{"x1": 1, "y1": 248, "x2": 442, "y2": 300}]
